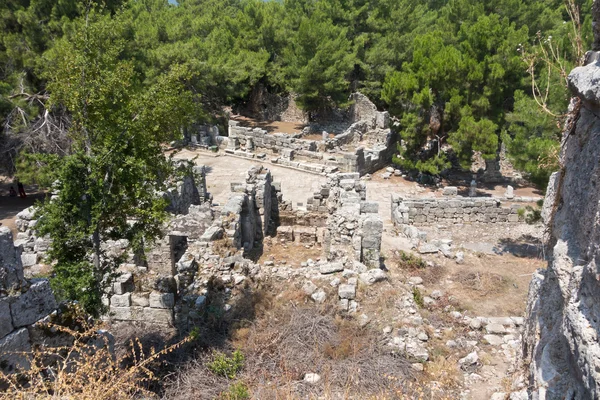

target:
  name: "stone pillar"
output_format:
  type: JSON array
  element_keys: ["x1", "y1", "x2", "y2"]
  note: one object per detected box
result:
[
  {"x1": 505, "y1": 185, "x2": 514, "y2": 199},
  {"x1": 282, "y1": 148, "x2": 295, "y2": 160},
  {"x1": 246, "y1": 137, "x2": 254, "y2": 151},
  {"x1": 322, "y1": 131, "x2": 328, "y2": 141},
  {"x1": 228, "y1": 137, "x2": 239, "y2": 150},
  {"x1": 469, "y1": 180, "x2": 477, "y2": 197}
]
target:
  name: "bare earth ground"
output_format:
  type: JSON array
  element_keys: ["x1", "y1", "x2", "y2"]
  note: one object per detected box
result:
[
  {"x1": 0, "y1": 176, "x2": 45, "y2": 237},
  {"x1": 231, "y1": 116, "x2": 305, "y2": 134}
]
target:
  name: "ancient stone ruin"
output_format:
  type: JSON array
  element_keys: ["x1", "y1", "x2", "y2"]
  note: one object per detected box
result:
[
  {"x1": 0, "y1": 227, "x2": 58, "y2": 375},
  {"x1": 225, "y1": 92, "x2": 397, "y2": 176}
]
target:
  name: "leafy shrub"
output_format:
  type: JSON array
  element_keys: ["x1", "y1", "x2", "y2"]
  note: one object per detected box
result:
[
  {"x1": 208, "y1": 350, "x2": 245, "y2": 379},
  {"x1": 412, "y1": 287, "x2": 424, "y2": 308},
  {"x1": 220, "y1": 382, "x2": 250, "y2": 400},
  {"x1": 399, "y1": 251, "x2": 427, "y2": 270}
]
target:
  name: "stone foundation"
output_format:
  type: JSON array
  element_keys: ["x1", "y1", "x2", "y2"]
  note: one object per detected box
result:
[{"x1": 391, "y1": 195, "x2": 524, "y2": 226}]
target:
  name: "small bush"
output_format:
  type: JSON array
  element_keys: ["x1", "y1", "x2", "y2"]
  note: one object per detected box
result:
[
  {"x1": 412, "y1": 287, "x2": 424, "y2": 308},
  {"x1": 399, "y1": 251, "x2": 427, "y2": 270},
  {"x1": 220, "y1": 382, "x2": 250, "y2": 400},
  {"x1": 208, "y1": 350, "x2": 245, "y2": 379},
  {"x1": 525, "y1": 205, "x2": 542, "y2": 224}
]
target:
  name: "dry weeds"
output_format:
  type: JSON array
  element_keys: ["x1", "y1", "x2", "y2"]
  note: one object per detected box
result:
[{"x1": 0, "y1": 318, "x2": 191, "y2": 400}]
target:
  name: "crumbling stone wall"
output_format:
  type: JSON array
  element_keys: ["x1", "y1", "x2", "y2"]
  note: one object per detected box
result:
[
  {"x1": 186, "y1": 123, "x2": 220, "y2": 147},
  {"x1": 105, "y1": 166, "x2": 279, "y2": 327},
  {"x1": 0, "y1": 227, "x2": 58, "y2": 374},
  {"x1": 14, "y1": 163, "x2": 210, "y2": 277},
  {"x1": 228, "y1": 121, "x2": 317, "y2": 153},
  {"x1": 302, "y1": 173, "x2": 382, "y2": 268},
  {"x1": 391, "y1": 195, "x2": 523, "y2": 226},
  {"x1": 164, "y1": 161, "x2": 210, "y2": 215},
  {"x1": 520, "y1": 18, "x2": 600, "y2": 398}
]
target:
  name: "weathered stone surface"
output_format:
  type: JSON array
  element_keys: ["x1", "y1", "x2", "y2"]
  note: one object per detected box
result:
[
  {"x1": 311, "y1": 290, "x2": 327, "y2": 303},
  {"x1": 131, "y1": 293, "x2": 150, "y2": 307},
  {"x1": 320, "y1": 262, "x2": 344, "y2": 274},
  {"x1": 442, "y1": 186, "x2": 458, "y2": 196},
  {"x1": 358, "y1": 269, "x2": 387, "y2": 285},
  {"x1": 0, "y1": 226, "x2": 25, "y2": 291},
  {"x1": 338, "y1": 284, "x2": 356, "y2": 300},
  {"x1": 0, "y1": 297, "x2": 13, "y2": 339},
  {"x1": 110, "y1": 293, "x2": 132, "y2": 308},
  {"x1": 149, "y1": 292, "x2": 175, "y2": 309},
  {"x1": 10, "y1": 280, "x2": 57, "y2": 328},
  {"x1": 521, "y1": 34, "x2": 600, "y2": 399},
  {"x1": 20, "y1": 253, "x2": 37, "y2": 268},
  {"x1": 0, "y1": 328, "x2": 31, "y2": 374},
  {"x1": 302, "y1": 281, "x2": 318, "y2": 295},
  {"x1": 143, "y1": 307, "x2": 174, "y2": 324},
  {"x1": 484, "y1": 334, "x2": 504, "y2": 346}
]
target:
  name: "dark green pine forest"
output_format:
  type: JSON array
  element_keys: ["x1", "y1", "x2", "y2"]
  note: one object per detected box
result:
[{"x1": 0, "y1": 0, "x2": 592, "y2": 186}]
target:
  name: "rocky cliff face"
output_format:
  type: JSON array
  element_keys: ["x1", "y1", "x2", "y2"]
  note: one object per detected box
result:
[{"x1": 521, "y1": 5, "x2": 600, "y2": 398}]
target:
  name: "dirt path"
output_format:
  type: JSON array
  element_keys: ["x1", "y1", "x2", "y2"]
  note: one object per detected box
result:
[{"x1": 0, "y1": 177, "x2": 45, "y2": 236}]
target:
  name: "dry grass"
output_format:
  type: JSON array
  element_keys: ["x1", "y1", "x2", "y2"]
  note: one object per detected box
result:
[
  {"x1": 0, "y1": 317, "x2": 191, "y2": 400},
  {"x1": 393, "y1": 251, "x2": 446, "y2": 286},
  {"x1": 452, "y1": 270, "x2": 509, "y2": 297},
  {"x1": 163, "y1": 284, "x2": 427, "y2": 399}
]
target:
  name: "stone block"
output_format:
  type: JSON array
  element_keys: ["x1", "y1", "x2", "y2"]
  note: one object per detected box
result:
[
  {"x1": 131, "y1": 293, "x2": 150, "y2": 307},
  {"x1": 0, "y1": 227, "x2": 25, "y2": 291},
  {"x1": 0, "y1": 328, "x2": 31, "y2": 374},
  {"x1": 294, "y1": 226, "x2": 317, "y2": 244},
  {"x1": 110, "y1": 306, "x2": 144, "y2": 321},
  {"x1": 113, "y1": 273, "x2": 134, "y2": 295},
  {"x1": 10, "y1": 280, "x2": 57, "y2": 328},
  {"x1": 276, "y1": 226, "x2": 294, "y2": 241},
  {"x1": 338, "y1": 284, "x2": 356, "y2": 300},
  {"x1": 360, "y1": 201, "x2": 379, "y2": 214},
  {"x1": 143, "y1": 307, "x2": 174, "y2": 325},
  {"x1": 20, "y1": 253, "x2": 37, "y2": 268},
  {"x1": 442, "y1": 186, "x2": 458, "y2": 196},
  {"x1": 320, "y1": 262, "x2": 344, "y2": 274},
  {"x1": 149, "y1": 292, "x2": 175, "y2": 309},
  {"x1": 110, "y1": 293, "x2": 132, "y2": 308}
]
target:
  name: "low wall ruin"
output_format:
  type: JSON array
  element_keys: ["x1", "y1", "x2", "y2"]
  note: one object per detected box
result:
[
  {"x1": 0, "y1": 227, "x2": 58, "y2": 375},
  {"x1": 391, "y1": 195, "x2": 524, "y2": 226}
]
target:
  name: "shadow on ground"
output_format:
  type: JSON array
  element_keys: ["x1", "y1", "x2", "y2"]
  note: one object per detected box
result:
[{"x1": 493, "y1": 235, "x2": 544, "y2": 258}]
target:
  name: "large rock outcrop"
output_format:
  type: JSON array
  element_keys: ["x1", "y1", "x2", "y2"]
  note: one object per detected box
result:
[{"x1": 521, "y1": 6, "x2": 600, "y2": 397}]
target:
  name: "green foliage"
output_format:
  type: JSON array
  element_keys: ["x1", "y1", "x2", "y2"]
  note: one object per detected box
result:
[
  {"x1": 525, "y1": 205, "x2": 542, "y2": 224},
  {"x1": 220, "y1": 382, "x2": 250, "y2": 400},
  {"x1": 399, "y1": 251, "x2": 427, "y2": 270},
  {"x1": 412, "y1": 286, "x2": 424, "y2": 308},
  {"x1": 208, "y1": 350, "x2": 245, "y2": 379},
  {"x1": 1, "y1": 0, "x2": 595, "y2": 181},
  {"x1": 33, "y1": 4, "x2": 192, "y2": 317}
]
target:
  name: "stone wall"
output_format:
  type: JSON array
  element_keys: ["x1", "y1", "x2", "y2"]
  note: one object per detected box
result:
[
  {"x1": 0, "y1": 227, "x2": 58, "y2": 375},
  {"x1": 302, "y1": 172, "x2": 382, "y2": 268},
  {"x1": 349, "y1": 92, "x2": 390, "y2": 129},
  {"x1": 391, "y1": 195, "x2": 523, "y2": 226},
  {"x1": 519, "y1": 18, "x2": 600, "y2": 398},
  {"x1": 228, "y1": 121, "x2": 317, "y2": 152},
  {"x1": 186, "y1": 124, "x2": 220, "y2": 147},
  {"x1": 164, "y1": 161, "x2": 210, "y2": 215}
]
